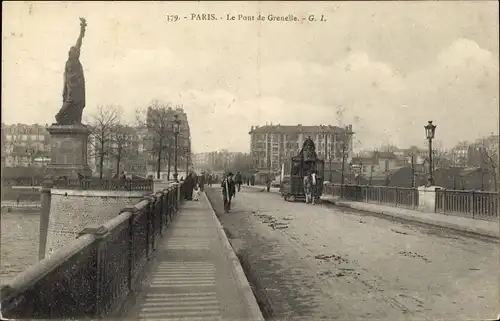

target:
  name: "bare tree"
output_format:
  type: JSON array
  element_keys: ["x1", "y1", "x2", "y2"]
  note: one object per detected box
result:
[
  {"x1": 162, "y1": 135, "x2": 175, "y2": 180},
  {"x1": 136, "y1": 100, "x2": 177, "y2": 179},
  {"x1": 109, "y1": 124, "x2": 134, "y2": 178},
  {"x1": 478, "y1": 138, "x2": 499, "y2": 191},
  {"x1": 422, "y1": 140, "x2": 450, "y2": 171},
  {"x1": 432, "y1": 141, "x2": 451, "y2": 169},
  {"x1": 88, "y1": 105, "x2": 121, "y2": 180}
]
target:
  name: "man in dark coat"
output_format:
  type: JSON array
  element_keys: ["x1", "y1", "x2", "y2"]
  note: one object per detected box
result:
[
  {"x1": 199, "y1": 173, "x2": 205, "y2": 192},
  {"x1": 184, "y1": 173, "x2": 196, "y2": 200},
  {"x1": 221, "y1": 172, "x2": 236, "y2": 212}
]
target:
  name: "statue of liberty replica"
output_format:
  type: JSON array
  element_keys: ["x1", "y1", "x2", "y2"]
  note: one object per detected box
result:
[
  {"x1": 46, "y1": 18, "x2": 91, "y2": 180},
  {"x1": 55, "y1": 17, "x2": 87, "y2": 125}
]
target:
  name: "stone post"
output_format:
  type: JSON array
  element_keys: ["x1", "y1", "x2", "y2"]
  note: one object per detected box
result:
[{"x1": 38, "y1": 179, "x2": 53, "y2": 261}]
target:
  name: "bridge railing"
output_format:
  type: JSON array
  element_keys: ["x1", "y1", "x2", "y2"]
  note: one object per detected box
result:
[
  {"x1": 435, "y1": 189, "x2": 498, "y2": 221},
  {"x1": 2, "y1": 177, "x2": 42, "y2": 186},
  {"x1": 0, "y1": 182, "x2": 184, "y2": 319},
  {"x1": 51, "y1": 177, "x2": 154, "y2": 191},
  {"x1": 2, "y1": 177, "x2": 154, "y2": 191},
  {"x1": 324, "y1": 183, "x2": 498, "y2": 221}
]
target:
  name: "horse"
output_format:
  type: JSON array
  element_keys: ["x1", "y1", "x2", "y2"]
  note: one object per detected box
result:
[
  {"x1": 303, "y1": 172, "x2": 317, "y2": 204},
  {"x1": 303, "y1": 175, "x2": 313, "y2": 204}
]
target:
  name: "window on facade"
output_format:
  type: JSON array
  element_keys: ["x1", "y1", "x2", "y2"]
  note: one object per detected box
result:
[{"x1": 385, "y1": 159, "x2": 389, "y2": 171}]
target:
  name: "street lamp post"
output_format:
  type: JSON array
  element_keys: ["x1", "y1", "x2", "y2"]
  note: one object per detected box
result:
[
  {"x1": 185, "y1": 145, "x2": 190, "y2": 176},
  {"x1": 340, "y1": 126, "x2": 354, "y2": 197},
  {"x1": 173, "y1": 114, "x2": 180, "y2": 182},
  {"x1": 348, "y1": 161, "x2": 353, "y2": 184},
  {"x1": 357, "y1": 157, "x2": 363, "y2": 185},
  {"x1": 424, "y1": 120, "x2": 437, "y2": 186}
]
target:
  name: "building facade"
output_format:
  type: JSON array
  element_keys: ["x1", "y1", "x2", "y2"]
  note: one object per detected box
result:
[
  {"x1": 248, "y1": 124, "x2": 354, "y2": 173},
  {"x1": 1, "y1": 123, "x2": 51, "y2": 168}
]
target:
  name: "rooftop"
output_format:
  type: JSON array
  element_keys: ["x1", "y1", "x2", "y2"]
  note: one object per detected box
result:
[{"x1": 249, "y1": 124, "x2": 351, "y2": 134}]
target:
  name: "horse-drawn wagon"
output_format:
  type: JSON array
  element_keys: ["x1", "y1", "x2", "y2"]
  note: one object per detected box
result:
[{"x1": 280, "y1": 137, "x2": 325, "y2": 202}]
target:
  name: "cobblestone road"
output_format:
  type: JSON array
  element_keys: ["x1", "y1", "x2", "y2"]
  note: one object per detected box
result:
[{"x1": 206, "y1": 187, "x2": 499, "y2": 320}]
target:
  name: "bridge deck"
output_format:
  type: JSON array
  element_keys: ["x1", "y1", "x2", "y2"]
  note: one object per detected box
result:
[{"x1": 122, "y1": 193, "x2": 261, "y2": 321}]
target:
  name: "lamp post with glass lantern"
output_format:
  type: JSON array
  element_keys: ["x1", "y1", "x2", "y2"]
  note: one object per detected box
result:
[
  {"x1": 340, "y1": 125, "x2": 354, "y2": 197},
  {"x1": 172, "y1": 114, "x2": 180, "y2": 182},
  {"x1": 424, "y1": 120, "x2": 437, "y2": 186}
]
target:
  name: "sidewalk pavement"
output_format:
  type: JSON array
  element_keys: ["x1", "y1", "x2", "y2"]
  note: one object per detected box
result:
[
  {"x1": 322, "y1": 195, "x2": 499, "y2": 239},
  {"x1": 122, "y1": 193, "x2": 264, "y2": 321}
]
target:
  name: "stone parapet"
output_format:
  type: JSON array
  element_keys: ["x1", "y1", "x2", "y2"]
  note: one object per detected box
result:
[{"x1": 43, "y1": 188, "x2": 149, "y2": 258}]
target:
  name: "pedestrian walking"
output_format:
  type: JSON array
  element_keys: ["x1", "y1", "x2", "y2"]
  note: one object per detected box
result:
[
  {"x1": 235, "y1": 171, "x2": 243, "y2": 192},
  {"x1": 266, "y1": 174, "x2": 271, "y2": 192},
  {"x1": 184, "y1": 173, "x2": 196, "y2": 200},
  {"x1": 221, "y1": 172, "x2": 236, "y2": 212},
  {"x1": 199, "y1": 173, "x2": 205, "y2": 192}
]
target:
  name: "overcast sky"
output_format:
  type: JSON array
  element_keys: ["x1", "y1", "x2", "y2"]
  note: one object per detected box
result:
[{"x1": 2, "y1": 1, "x2": 499, "y2": 153}]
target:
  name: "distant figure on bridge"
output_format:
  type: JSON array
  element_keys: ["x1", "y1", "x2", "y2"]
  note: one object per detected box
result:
[
  {"x1": 221, "y1": 172, "x2": 236, "y2": 212},
  {"x1": 235, "y1": 171, "x2": 243, "y2": 192},
  {"x1": 266, "y1": 174, "x2": 271, "y2": 192}
]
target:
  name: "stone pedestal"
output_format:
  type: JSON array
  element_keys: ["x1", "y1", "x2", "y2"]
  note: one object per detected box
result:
[
  {"x1": 418, "y1": 185, "x2": 441, "y2": 212},
  {"x1": 45, "y1": 124, "x2": 92, "y2": 179}
]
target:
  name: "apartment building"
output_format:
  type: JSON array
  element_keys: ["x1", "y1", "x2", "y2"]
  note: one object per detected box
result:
[
  {"x1": 448, "y1": 136, "x2": 499, "y2": 168},
  {"x1": 1, "y1": 123, "x2": 51, "y2": 167},
  {"x1": 248, "y1": 124, "x2": 354, "y2": 172}
]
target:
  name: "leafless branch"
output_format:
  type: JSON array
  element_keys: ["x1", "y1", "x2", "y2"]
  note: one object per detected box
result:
[
  {"x1": 87, "y1": 104, "x2": 122, "y2": 179},
  {"x1": 135, "y1": 100, "x2": 179, "y2": 178}
]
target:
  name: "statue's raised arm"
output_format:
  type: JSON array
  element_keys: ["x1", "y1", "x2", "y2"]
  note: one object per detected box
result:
[{"x1": 75, "y1": 17, "x2": 87, "y2": 50}]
